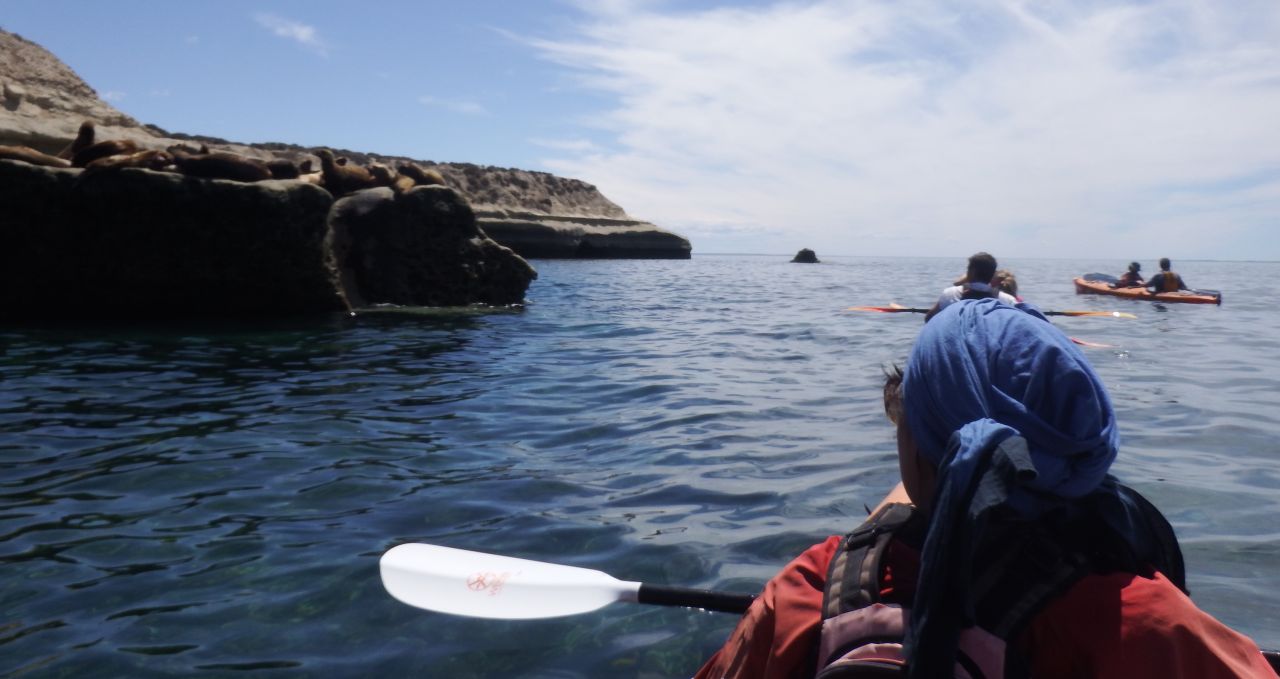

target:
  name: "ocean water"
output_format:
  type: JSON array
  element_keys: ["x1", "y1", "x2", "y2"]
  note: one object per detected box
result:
[{"x1": 2, "y1": 255, "x2": 1277, "y2": 678}]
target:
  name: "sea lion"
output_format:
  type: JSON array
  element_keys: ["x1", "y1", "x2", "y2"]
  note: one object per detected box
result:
[
  {"x1": 58, "y1": 121, "x2": 95, "y2": 160},
  {"x1": 165, "y1": 143, "x2": 207, "y2": 156},
  {"x1": 397, "y1": 162, "x2": 446, "y2": 186},
  {"x1": 72, "y1": 139, "x2": 140, "y2": 168},
  {"x1": 298, "y1": 159, "x2": 313, "y2": 174},
  {"x1": 392, "y1": 174, "x2": 416, "y2": 194},
  {"x1": 0, "y1": 144, "x2": 73, "y2": 168},
  {"x1": 317, "y1": 149, "x2": 377, "y2": 196},
  {"x1": 82, "y1": 150, "x2": 174, "y2": 174},
  {"x1": 368, "y1": 163, "x2": 394, "y2": 186},
  {"x1": 170, "y1": 147, "x2": 272, "y2": 182},
  {"x1": 369, "y1": 163, "x2": 415, "y2": 193},
  {"x1": 267, "y1": 158, "x2": 301, "y2": 179}
]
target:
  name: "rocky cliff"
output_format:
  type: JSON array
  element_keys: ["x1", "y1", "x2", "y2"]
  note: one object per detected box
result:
[
  {"x1": 0, "y1": 28, "x2": 690, "y2": 259},
  {"x1": 0, "y1": 158, "x2": 538, "y2": 320}
]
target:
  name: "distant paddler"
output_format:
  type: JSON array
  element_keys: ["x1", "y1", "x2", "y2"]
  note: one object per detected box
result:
[
  {"x1": 924, "y1": 252, "x2": 1017, "y2": 321},
  {"x1": 1111, "y1": 261, "x2": 1145, "y2": 289},
  {"x1": 1147, "y1": 257, "x2": 1188, "y2": 293}
]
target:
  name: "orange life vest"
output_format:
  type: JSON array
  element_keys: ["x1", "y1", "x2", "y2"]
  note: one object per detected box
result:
[{"x1": 1158, "y1": 271, "x2": 1181, "y2": 292}]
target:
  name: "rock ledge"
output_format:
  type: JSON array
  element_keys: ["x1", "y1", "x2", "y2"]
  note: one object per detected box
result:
[{"x1": 0, "y1": 28, "x2": 691, "y2": 260}]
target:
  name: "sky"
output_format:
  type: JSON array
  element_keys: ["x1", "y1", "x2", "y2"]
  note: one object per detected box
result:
[{"x1": 3, "y1": 0, "x2": 1279, "y2": 259}]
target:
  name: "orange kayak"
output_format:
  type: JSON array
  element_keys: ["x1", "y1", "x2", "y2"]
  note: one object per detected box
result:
[{"x1": 1073, "y1": 277, "x2": 1221, "y2": 305}]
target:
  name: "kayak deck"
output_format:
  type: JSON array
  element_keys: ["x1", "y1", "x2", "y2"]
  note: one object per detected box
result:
[{"x1": 1073, "y1": 277, "x2": 1221, "y2": 305}]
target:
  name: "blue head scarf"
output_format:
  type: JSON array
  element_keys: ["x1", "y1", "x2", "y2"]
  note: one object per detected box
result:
[
  {"x1": 901, "y1": 298, "x2": 1120, "y2": 676},
  {"x1": 905, "y1": 299, "x2": 1117, "y2": 500}
]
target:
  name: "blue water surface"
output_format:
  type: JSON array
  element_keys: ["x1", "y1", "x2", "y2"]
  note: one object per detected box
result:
[{"x1": 2, "y1": 255, "x2": 1277, "y2": 677}]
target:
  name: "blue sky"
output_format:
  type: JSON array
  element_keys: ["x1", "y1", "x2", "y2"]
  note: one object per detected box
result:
[{"x1": 4, "y1": 0, "x2": 1279, "y2": 259}]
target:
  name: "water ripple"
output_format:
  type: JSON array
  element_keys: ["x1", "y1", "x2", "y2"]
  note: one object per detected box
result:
[{"x1": 1, "y1": 256, "x2": 1277, "y2": 677}]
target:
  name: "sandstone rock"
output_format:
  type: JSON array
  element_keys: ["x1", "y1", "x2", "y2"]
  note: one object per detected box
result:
[
  {"x1": 3, "y1": 81, "x2": 24, "y2": 108},
  {"x1": 327, "y1": 186, "x2": 537, "y2": 308},
  {"x1": 0, "y1": 158, "x2": 346, "y2": 320},
  {"x1": 0, "y1": 30, "x2": 158, "y2": 153},
  {"x1": 0, "y1": 29, "x2": 538, "y2": 319},
  {"x1": 0, "y1": 27, "x2": 682, "y2": 322},
  {"x1": 0, "y1": 27, "x2": 692, "y2": 259},
  {"x1": 792, "y1": 248, "x2": 819, "y2": 263},
  {"x1": 475, "y1": 210, "x2": 691, "y2": 259}
]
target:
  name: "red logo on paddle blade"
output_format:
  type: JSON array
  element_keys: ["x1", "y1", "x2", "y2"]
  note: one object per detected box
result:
[{"x1": 465, "y1": 571, "x2": 516, "y2": 596}]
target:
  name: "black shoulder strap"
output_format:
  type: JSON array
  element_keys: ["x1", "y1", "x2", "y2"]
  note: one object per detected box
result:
[
  {"x1": 822, "y1": 503, "x2": 919, "y2": 620},
  {"x1": 969, "y1": 518, "x2": 1092, "y2": 639},
  {"x1": 971, "y1": 483, "x2": 1187, "y2": 642},
  {"x1": 1116, "y1": 484, "x2": 1186, "y2": 592}
]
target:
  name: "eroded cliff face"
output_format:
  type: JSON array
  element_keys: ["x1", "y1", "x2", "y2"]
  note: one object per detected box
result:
[
  {"x1": 0, "y1": 30, "x2": 146, "y2": 145},
  {"x1": 0, "y1": 157, "x2": 538, "y2": 320},
  {"x1": 0, "y1": 28, "x2": 690, "y2": 259}
]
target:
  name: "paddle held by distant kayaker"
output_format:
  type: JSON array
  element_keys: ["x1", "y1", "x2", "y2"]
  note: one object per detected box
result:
[
  {"x1": 923, "y1": 252, "x2": 1018, "y2": 321},
  {"x1": 694, "y1": 299, "x2": 1275, "y2": 679}
]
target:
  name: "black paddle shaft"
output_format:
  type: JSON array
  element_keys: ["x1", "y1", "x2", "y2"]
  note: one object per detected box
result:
[{"x1": 637, "y1": 584, "x2": 755, "y2": 614}]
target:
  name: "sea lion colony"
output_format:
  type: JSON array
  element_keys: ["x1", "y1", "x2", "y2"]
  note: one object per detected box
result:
[{"x1": 0, "y1": 120, "x2": 447, "y2": 197}]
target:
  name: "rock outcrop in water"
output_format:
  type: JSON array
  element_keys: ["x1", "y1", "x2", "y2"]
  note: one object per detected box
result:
[
  {"x1": 0, "y1": 28, "x2": 691, "y2": 261},
  {"x1": 328, "y1": 186, "x2": 536, "y2": 308},
  {"x1": 0, "y1": 158, "x2": 536, "y2": 320},
  {"x1": 0, "y1": 159, "x2": 343, "y2": 319},
  {"x1": 791, "y1": 248, "x2": 819, "y2": 263}
]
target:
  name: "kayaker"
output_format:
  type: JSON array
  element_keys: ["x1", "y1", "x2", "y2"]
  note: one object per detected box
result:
[
  {"x1": 1147, "y1": 258, "x2": 1189, "y2": 293},
  {"x1": 693, "y1": 299, "x2": 1276, "y2": 679},
  {"x1": 923, "y1": 252, "x2": 1017, "y2": 321},
  {"x1": 1113, "y1": 261, "x2": 1145, "y2": 288},
  {"x1": 992, "y1": 268, "x2": 1023, "y2": 302}
]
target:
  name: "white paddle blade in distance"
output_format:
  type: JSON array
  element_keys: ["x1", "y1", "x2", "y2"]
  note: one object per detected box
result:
[{"x1": 380, "y1": 543, "x2": 642, "y2": 620}]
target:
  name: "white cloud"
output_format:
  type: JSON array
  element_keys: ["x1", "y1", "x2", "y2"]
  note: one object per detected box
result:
[
  {"x1": 418, "y1": 96, "x2": 490, "y2": 116},
  {"x1": 254, "y1": 13, "x2": 328, "y2": 56},
  {"x1": 101, "y1": 90, "x2": 126, "y2": 102},
  {"x1": 527, "y1": 0, "x2": 1280, "y2": 258}
]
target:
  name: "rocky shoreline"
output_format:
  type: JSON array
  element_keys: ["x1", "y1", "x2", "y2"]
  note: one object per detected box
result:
[
  {"x1": 0, "y1": 28, "x2": 690, "y2": 283},
  {"x1": 0, "y1": 157, "x2": 539, "y2": 320}
]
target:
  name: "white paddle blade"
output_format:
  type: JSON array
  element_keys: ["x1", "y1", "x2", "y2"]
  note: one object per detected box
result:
[{"x1": 380, "y1": 543, "x2": 642, "y2": 620}]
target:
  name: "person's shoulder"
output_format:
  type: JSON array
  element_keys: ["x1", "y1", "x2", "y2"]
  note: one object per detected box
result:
[
  {"x1": 1024, "y1": 571, "x2": 1274, "y2": 678},
  {"x1": 938, "y1": 286, "x2": 963, "y2": 300},
  {"x1": 1055, "y1": 570, "x2": 1201, "y2": 624},
  {"x1": 998, "y1": 291, "x2": 1018, "y2": 305}
]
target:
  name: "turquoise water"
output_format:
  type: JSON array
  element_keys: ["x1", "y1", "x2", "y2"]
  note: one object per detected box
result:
[{"x1": 2, "y1": 255, "x2": 1277, "y2": 677}]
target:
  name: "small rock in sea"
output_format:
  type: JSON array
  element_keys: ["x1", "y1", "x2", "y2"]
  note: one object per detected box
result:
[{"x1": 791, "y1": 248, "x2": 819, "y2": 264}]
